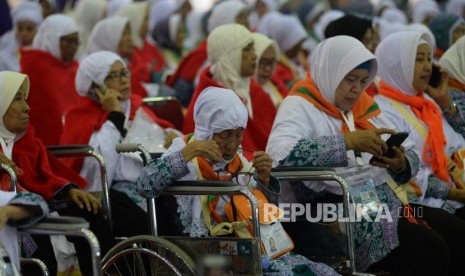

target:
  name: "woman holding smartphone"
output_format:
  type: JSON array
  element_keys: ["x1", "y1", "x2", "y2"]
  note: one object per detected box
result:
[
  {"x1": 374, "y1": 31, "x2": 465, "y2": 275},
  {"x1": 61, "y1": 51, "x2": 178, "y2": 237}
]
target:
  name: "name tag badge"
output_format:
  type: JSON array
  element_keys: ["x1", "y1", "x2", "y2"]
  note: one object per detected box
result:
[{"x1": 347, "y1": 175, "x2": 381, "y2": 217}]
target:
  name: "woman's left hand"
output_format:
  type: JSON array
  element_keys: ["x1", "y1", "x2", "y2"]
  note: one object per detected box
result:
[
  {"x1": 67, "y1": 188, "x2": 101, "y2": 214},
  {"x1": 370, "y1": 146, "x2": 407, "y2": 173},
  {"x1": 253, "y1": 151, "x2": 273, "y2": 187}
]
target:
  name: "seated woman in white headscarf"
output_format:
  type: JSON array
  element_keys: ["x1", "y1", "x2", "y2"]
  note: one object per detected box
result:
[
  {"x1": 0, "y1": 71, "x2": 115, "y2": 276},
  {"x1": 0, "y1": 1, "x2": 42, "y2": 71},
  {"x1": 19, "y1": 14, "x2": 81, "y2": 146},
  {"x1": 374, "y1": 31, "x2": 465, "y2": 275},
  {"x1": 183, "y1": 24, "x2": 277, "y2": 159},
  {"x1": 252, "y1": 33, "x2": 288, "y2": 108},
  {"x1": 136, "y1": 86, "x2": 340, "y2": 276},
  {"x1": 70, "y1": 0, "x2": 107, "y2": 61},
  {"x1": 257, "y1": 14, "x2": 308, "y2": 89},
  {"x1": 438, "y1": 36, "x2": 465, "y2": 138},
  {"x1": 166, "y1": 0, "x2": 250, "y2": 106},
  {"x1": 266, "y1": 35, "x2": 449, "y2": 275},
  {"x1": 60, "y1": 51, "x2": 180, "y2": 236}
]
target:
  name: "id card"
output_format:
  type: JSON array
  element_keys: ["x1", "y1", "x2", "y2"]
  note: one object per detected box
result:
[
  {"x1": 346, "y1": 175, "x2": 381, "y2": 216},
  {"x1": 260, "y1": 221, "x2": 294, "y2": 259}
]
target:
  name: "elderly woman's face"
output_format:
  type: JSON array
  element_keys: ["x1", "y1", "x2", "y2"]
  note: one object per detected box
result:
[
  {"x1": 60, "y1": 32, "x2": 79, "y2": 63},
  {"x1": 335, "y1": 68, "x2": 370, "y2": 111},
  {"x1": 3, "y1": 84, "x2": 30, "y2": 134},
  {"x1": 118, "y1": 24, "x2": 134, "y2": 58},
  {"x1": 240, "y1": 42, "x2": 257, "y2": 77},
  {"x1": 413, "y1": 43, "x2": 432, "y2": 93},
  {"x1": 255, "y1": 46, "x2": 277, "y2": 85},
  {"x1": 212, "y1": 128, "x2": 244, "y2": 161},
  {"x1": 104, "y1": 61, "x2": 131, "y2": 101},
  {"x1": 16, "y1": 21, "x2": 38, "y2": 47}
]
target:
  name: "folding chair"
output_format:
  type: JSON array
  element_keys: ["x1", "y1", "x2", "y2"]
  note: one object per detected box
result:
[{"x1": 143, "y1": 96, "x2": 184, "y2": 130}]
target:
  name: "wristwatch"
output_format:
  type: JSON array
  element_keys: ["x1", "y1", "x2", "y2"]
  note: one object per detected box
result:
[{"x1": 443, "y1": 100, "x2": 457, "y2": 113}]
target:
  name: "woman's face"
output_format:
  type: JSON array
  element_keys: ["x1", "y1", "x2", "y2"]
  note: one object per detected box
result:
[
  {"x1": 412, "y1": 43, "x2": 432, "y2": 93},
  {"x1": 212, "y1": 128, "x2": 244, "y2": 161},
  {"x1": 335, "y1": 68, "x2": 370, "y2": 111},
  {"x1": 255, "y1": 46, "x2": 277, "y2": 85},
  {"x1": 235, "y1": 9, "x2": 250, "y2": 30},
  {"x1": 452, "y1": 23, "x2": 465, "y2": 46},
  {"x1": 3, "y1": 83, "x2": 30, "y2": 134},
  {"x1": 15, "y1": 20, "x2": 37, "y2": 47},
  {"x1": 118, "y1": 24, "x2": 134, "y2": 58},
  {"x1": 240, "y1": 42, "x2": 257, "y2": 77},
  {"x1": 104, "y1": 61, "x2": 131, "y2": 101},
  {"x1": 284, "y1": 39, "x2": 304, "y2": 59},
  {"x1": 59, "y1": 32, "x2": 79, "y2": 62}
]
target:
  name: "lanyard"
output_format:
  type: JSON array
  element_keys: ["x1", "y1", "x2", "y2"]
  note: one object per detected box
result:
[{"x1": 340, "y1": 111, "x2": 363, "y2": 166}]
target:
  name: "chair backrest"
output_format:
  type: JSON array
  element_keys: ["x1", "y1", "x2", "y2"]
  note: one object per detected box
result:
[{"x1": 143, "y1": 96, "x2": 184, "y2": 131}]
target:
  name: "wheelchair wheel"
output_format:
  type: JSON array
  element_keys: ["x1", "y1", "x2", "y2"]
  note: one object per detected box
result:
[{"x1": 101, "y1": 235, "x2": 195, "y2": 276}]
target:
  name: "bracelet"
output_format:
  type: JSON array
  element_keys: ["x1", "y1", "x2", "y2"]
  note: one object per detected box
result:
[{"x1": 442, "y1": 101, "x2": 457, "y2": 113}]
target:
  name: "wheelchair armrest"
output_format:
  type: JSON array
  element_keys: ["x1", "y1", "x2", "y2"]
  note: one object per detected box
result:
[
  {"x1": 115, "y1": 143, "x2": 152, "y2": 165},
  {"x1": 271, "y1": 167, "x2": 340, "y2": 181},
  {"x1": 46, "y1": 144, "x2": 95, "y2": 158},
  {"x1": 142, "y1": 96, "x2": 179, "y2": 105},
  {"x1": 0, "y1": 163, "x2": 17, "y2": 192},
  {"x1": 19, "y1": 216, "x2": 89, "y2": 232},
  {"x1": 163, "y1": 181, "x2": 241, "y2": 194}
]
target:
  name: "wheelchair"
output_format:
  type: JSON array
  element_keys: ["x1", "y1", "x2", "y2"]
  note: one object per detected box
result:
[{"x1": 0, "y1": 163, "x2": 101, "y2": 276}]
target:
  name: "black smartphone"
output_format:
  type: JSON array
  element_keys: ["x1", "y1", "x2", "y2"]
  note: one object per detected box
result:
[
  {"x1": 429, "y1": 64, "x2": 442, "y2": 88},
  {"x1": 369, "y1": 132, "x2": 409, "y2": 163}
]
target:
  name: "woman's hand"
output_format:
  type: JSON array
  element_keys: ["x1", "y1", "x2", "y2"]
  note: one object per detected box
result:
[
  {"x1": 96, "y1": 88, "x2": 122, "y2": 112},
  {"x1": 181, "y1": 140, "x2": 222, "y2": 163},
  {"x1": 0, "y1": 153, "x2": 18, "y2": 176},
  {"x1": 252, "y1": 151, "x2": 273, "y2": 187},
  {"x1": 370, "y1": 146, "x2": 407, "y2": 172},
  {"x1": 67, "y1": 188, "x2": 101, "y2": 214},
  {"x1": 164, "y1": 131, "x2": 179, "y2": 149},
  {"x1": 0, "y1": 205, "x2": 37, "y2": 229},
  {"x1": 344, "y1": 128, "x2": 396, "y2": 156}
]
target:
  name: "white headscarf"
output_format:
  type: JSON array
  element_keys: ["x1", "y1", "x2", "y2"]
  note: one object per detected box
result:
[
  {"x1": 376, "y1": 31, "x2": 434, "y2": 96},
  {"x1": 314, "y1": 10, "x2": 344, "y2": 40},
  {"x1": 271, "y1": 15, "x2": 307, "y2": 52},
  {"x1": 87, "y1": 17, "x2": 129, "y2": 55},
  {"x1": 184, "y1": 11, "x2": 207, "y2": 50},
  {"x1": 108, "y1": 0, "x2": 132, "y2": 17},
  {"x1": 407, "y1": 23, "x2": 436, "y2": 50},
  {"x1": 115, "y1": 2, "x2": 149, "y2": 49},
  {"x1": 410, "y1": 0, "x2": 439, "y2": 23},
  {"x1": 256, "y1": 11, "x2": 281, "y2": 38},
  {"x1": 75, "y1": 51, "x2": 125, "y2": 97},
  {"x1": 310, "y1": 36, "x2": 378, "y2": 104},
  {"x1": 440, "y1": 36, "x2": 465, "y2": 84},
  {"x1": 0, "y1": 71, "x2": 29, "y2": 159},
  {"x1": 32, "y1": 14, "x2": 78, "y2": 60},
  {"x1": 252, "y1": 32, "x2": 279, "y2": 64},
  {"x1": 207, "y1": 0, "x2": 248, "y2": 33},
  {"x1": 193, "y1": 87, "x2": 248, "y2": 141},
  {"x1": 446, "y1": 0, "x2": 465, "y2": 18},
  {"x1": 150, "y1": 0, "x2": 177, "y2": 35},
  {"x1": 11, "y1": 1, "x2": 42, "y2": 26},
  {"x1": 71, "y1": 0, "x2": 107, "y2": 60},
  {"x1": 207, "y1": 24, "x2": 253, "y2": 115},
  {"x1": 168, "y1": 14, "x2": 182, "y2": 45},
  {"x1": 381, "y1": 8, "x2": 408, "y2": 24}
]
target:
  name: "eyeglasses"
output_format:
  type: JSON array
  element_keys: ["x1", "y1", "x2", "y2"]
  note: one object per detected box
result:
[
  {"x1": 215, "y1": 169, "x2": 254, "y2": 187},
  {"x1": 258, "y1": 58, "x2": 277, "y2": 69},
  {"x1": 105, "y1": 69, "x2": 131, "y2": 82}
]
